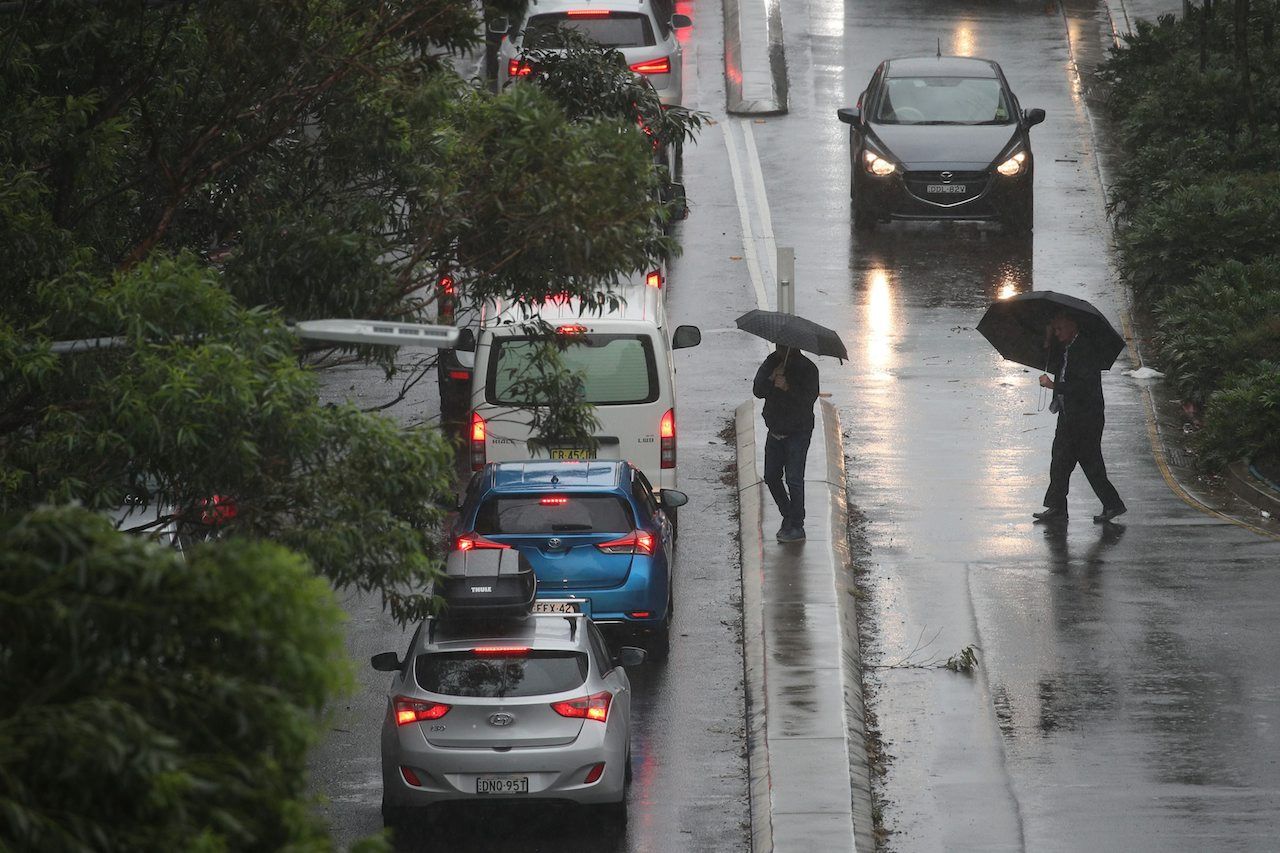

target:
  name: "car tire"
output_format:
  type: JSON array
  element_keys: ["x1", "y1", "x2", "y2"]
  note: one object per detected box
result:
[
  {"x1": 381, "y1": 799, "x2": 426, "y2": 836},
  {"x1": 645, "y1": 590, "x2": 673, "y2": 661},
  {"x1": 665, "y1": 504, "x2": 678, "y2": 536},
  {"x1": 1005, "y1": 188, "x2": 1034, "y2": 234},
  {"x1": 625, "y1": 747, "x2": 633, "y2": 784},
  {"x1": 592, "y1": 799, "x2": 628, "y2": 827}
]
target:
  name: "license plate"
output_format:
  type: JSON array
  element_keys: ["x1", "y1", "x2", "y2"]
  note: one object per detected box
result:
[
  {"x1": 550, "y1": 448, "x2": 595, "y2": 460},
  {"x1": 926, "y1": 184, "x2": 966, "y2": 194},
  {"x1": 533, "y1": 600, "x2": 582, "y2": 614},
  {"x1": 477, "y1": 776, "x2": 529, "y2": 795}
]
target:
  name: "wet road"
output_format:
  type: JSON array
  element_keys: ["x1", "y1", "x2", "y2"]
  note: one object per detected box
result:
[
  {"x1": 737, "y1": 0, "x2": 1280, "y2": 850},
  {"x1": 308, "y1": 2, "x2": 753, "y2": 850}
]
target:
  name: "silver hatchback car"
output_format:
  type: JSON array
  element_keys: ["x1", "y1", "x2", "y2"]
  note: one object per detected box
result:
[{"x1": 373, "y1": 606, "x2": 646, "y2": 827}]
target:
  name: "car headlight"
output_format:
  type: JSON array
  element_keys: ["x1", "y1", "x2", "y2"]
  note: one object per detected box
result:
[
  {"x1": 863, "y1": 150, "x2": 896, "y2": 176},
  {"x1": 996, "y1": 151, "x2": 1027, "y2": 177}
]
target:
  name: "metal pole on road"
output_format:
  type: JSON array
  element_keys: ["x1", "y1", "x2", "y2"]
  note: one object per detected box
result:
[{"x1": 777, "y1": 246, "x2": 795, "y2": 315}]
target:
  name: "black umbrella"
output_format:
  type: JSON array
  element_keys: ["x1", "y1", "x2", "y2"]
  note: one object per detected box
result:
[
  {"x1": 734, "y1": 310, "x2": 848, "y2": 361},
  {"x1": 976, "y1": 291, "x2": 1126, "y2": 370}
]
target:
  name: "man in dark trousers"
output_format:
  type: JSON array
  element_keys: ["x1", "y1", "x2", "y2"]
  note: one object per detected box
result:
[
  {"x1": 1033, "y1": 312, "x2": 1127, "y2": 524},
  {"x1": 753, "y1": 346, "x2": 820, "y2": 542}
]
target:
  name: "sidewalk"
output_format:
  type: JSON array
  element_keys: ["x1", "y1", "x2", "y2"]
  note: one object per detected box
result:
[{"x1": 736, "y1": 400, "x2": 873, "y2": 853}]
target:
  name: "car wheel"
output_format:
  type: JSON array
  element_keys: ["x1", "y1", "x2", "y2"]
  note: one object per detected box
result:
[
  {"x1": 645, "y1": 591, "x2": 673, "y2": 661},
  {"x1": 853, "y1": 200, "x2": 878, "y2": 231},
  {"x1": 625, "y1": 747, "x2": 633, "y2": 784},
  {"x1": 592, "y1": 799, "x2": 629, "y2": 827},
  {"x1": 381, "y1": 799, "x2": 427, "y2": 836},
  {"x1": 665, "y1": 504, "x2": 678, "y2": 536},
  {"x1": 1005, "y1": 188, "x2": 1034, "y2": 234}
]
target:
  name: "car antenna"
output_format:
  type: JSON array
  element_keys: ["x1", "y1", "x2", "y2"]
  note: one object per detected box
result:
[{"x1": 936, "y1": 38, "x2": 942, "y2": 58}]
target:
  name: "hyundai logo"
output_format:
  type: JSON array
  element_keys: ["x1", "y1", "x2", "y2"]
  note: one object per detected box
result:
[
  {"x1": 940, "y1": 171, "x2": 954, "y2": 183},
  {"x1": 547, "y1": 538, "x2": 562, "y2": 550},
  {"x1": 489, "y1": 713, "x2": 515, "y2": 727}
]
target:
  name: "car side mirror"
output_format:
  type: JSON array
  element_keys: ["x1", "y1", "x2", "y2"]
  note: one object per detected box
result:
[
  {"x1": 1024, "y1": 108, "x2": 1045, "y2": 127},
  {"x1": 614, "y1": 647, "x2": 648, "y2": 667},
  {"x1": 456, "y1": 328, "x2": 476, "y2": 352},
  {"x1": 836, "y1": 107, "x2": 860, "y2": 125},
  {"x1": 371, "y1": 652, "x2": 403, "y2": 672},
  {"x1": 672, "y1": 325, "x2": 701, "y2": 349},
  {"x1": 659, "y1": 489, "x2": 688, "y2": 508},
  {"x1": 671, "y1": 13, "x2": 692, "y2": 28},
  {"x1": 487, "y1": 16, "x2": 509, "y2": 35}
]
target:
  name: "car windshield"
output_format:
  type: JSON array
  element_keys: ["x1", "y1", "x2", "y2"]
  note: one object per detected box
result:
[
  {"x1": 476, "y1": 494, "x2": 634, "y2": 534},
  {"x1": 416, "y1": 650, "x2": 589, "y2": 698},
  {"x1": 875, "y1": 76, "x2": 1012, "y2": 125},
  {"x1": 488, "y1": 334, "x2": 658, "y2": 406},
  {"x1": 522, "y1": 12, "x2": 656, "y2": 48}
]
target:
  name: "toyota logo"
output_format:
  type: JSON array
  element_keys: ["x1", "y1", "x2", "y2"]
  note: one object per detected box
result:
[
  {"x1": 489, "y1": 713, "x2": 515, "y2": 727},
  {"x1": 547, "y1": 538, "x2": 562, "y2": 550},
  {"x1": 940, "y1": 171, "x2": 954, "y2": 183}
]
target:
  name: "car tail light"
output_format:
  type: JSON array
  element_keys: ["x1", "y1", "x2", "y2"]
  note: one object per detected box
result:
[
  {"x1": 645, "y1": 269, "x2": 663, "y2": 289},
  {"x1": 508, "y1": 58, "x2": 534, "y2": 77},
  {"x1": 557, "y1": 324, "x2": 587, "y2": 335},
  {"x1": 448, "y1": 369, "x2": 470, "y2": 381},
  {"x1": 660, "y1": 408, "x2": 675, "y2": 469},
  {"x1": 394, "y1": 697, "x2": 451, "y2": 726},
  {"x1": 552, "y1": 691, "x2": 612, "y2": 722},
  {"x1": 568, "y1": 8, "x2": 611, "y2": 15},
  {"x1": 583, "y1": 763, "x2": 606, "y2": 784},
  {"x1": 470, "y1": 411, "x2": 486, "y2": 470},
  {"x1": 197, "y1": 495, "x2": 237, "y2": 526},
  {"x1": 597, "y1": 530, "x2": 654, "y2": 556},
  {"x1": 630, "y1": 56, "x2": 671, "y2": 74},
  {"x1": 628, "y1": 611, "x2": 652, "y2": 619},
  {"x1": 438, "y1": 275, "x2": 456, "y2": 324},
  {"x1": 540, "y1": 496, "x2": 569, "y2": 506},
  {"x1": 454, "y1": 531, "x2": 510, "y2": 552},
  {"x1": 400, "y1": 766, "x2": 423, "y2": 786},
  {"x1": 473, "y1": 646, "x2": 530, "y2": 656}
]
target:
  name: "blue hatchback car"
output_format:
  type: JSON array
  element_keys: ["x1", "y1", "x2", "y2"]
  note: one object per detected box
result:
[{"x1": 452, "y1": 461, "x2": 688, "y2": 657}]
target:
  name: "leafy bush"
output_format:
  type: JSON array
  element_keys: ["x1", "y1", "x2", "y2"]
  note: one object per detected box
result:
[
  {"x1": 1197, "y1": 361, "x2": 1280, "y2": 467},
  {"x1": 1154, "y1": 258, "x2": 1280, "y2": 403},
  {"x1": 1117, "y1": 172, "x2": 1280, "y2": 300},
  {"x1": 0, "y1": 505, "x2": 373, "y2": 852}
]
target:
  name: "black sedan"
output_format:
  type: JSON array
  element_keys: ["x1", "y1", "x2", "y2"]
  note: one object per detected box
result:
[{"x1": 836, "y1": 56, "x2": 1045, "y2": 232}]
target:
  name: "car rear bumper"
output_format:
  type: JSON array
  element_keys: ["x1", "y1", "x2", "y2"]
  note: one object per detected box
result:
[
  {"x1": 534, "y1": 558, "x2": 669, "y2": 625},
  {"x1": 383, "y1": 719, "x2": 625, "y2": 807}
]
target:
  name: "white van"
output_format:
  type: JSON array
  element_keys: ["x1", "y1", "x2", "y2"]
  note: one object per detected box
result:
[{"x1": 466, "y1": 281, "x2": 700, "y2": 495}]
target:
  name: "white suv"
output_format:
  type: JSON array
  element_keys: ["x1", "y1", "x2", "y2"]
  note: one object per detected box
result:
[{"x1": 496, "y1": 0, "x2": 692, "y2": 106}]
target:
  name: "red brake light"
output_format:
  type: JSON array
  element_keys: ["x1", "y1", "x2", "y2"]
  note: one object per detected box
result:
[
  {"x1": 628, "y1": 611, "x2": 652, "y2": 619},
  {"x1": 552, "y1": 691, "x2": 613, "y2": 722},
  {"x1": 540, "y1": 496, "x2": 569, "y2": 506},
  {"x1": 568, "y1": 8, "x2": 612, "y2": 15},
  {"x1": 470, "y1": 411, "x2": 486, "y2": 471},
  {"x1": 473, "y1": 646, "x2": 530, "y2": 656},
  {"x1": 597, "y1": 530, "x2": 654, "y2": 556},
  {"x1": 583, "y1": 763, "x2": 606, "y2": 784},
  {"x1": 508, "y1": 58, "x2": 534, "y2": 77},
  {"x1": 448, "y1": 370, "x2": 470, "y2": 381},
  {"x1": 400, "y1": 766, "x2": 423, "y2": 786},
  {"x1": 394, "y1": 697, "x2": 451, "y2": 726},
  {"x1": 454, "y1": 531, "x2": 511, "y2": 552},
  {"x1": 645, "y1": 269, "x2": 663, "y2": 288},
  {"x1": 660, "y1": 408, "x2": 675, "y2": 469},
  {"x1": 197, "y1": 494, "x2": 238, "y2": 526},
  {"x1": 439, "y1": 275, "x2": 455, "y2": 296},
  {"x1": 630, "y1": 56, "x2": 671, "y2": 74},
  {"x1": 557, "y1": 324, "x2": 587, "y2": 335}
]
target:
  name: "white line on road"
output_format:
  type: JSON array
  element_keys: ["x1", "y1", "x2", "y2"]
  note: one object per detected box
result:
[
  {"x1": 723, "y1": 120, "x2": 771, "y2": 311},
  {"x1": 741, "y1": 121, "x2": 778, "y2": 285}
]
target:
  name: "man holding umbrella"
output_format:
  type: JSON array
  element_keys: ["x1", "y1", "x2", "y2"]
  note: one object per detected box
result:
[
  {"x1": 977, "y1": 291, "x2": 1128, "y2": 525},
  {"x1": 753, "y1": 346, "x2": 820, "y2": 541},
  {"x1": 1034, "y1": 311, "x2": 1126, "y2": 524}
]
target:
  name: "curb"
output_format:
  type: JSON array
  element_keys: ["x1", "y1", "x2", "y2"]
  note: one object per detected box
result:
[
  {"x1": 1226, "y1": 460, "x2": 1280, "y2": 518},
  {"x1": 723, "y1": 0, "x2": 788, "y2": 114},
  {"x1": 736, "y1": 399, "x2": 873, "y2": 852}
]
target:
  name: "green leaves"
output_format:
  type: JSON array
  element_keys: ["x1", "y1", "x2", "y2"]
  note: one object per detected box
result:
[{"x1": 0, "y1": 506, "x2": 355, "y2": 852}]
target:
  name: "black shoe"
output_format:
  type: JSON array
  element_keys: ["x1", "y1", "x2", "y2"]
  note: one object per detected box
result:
[
  {"x1": 1093, "y1": 504, "x2": 1128, "y2": 524},
  {"x1": 1033, "y1": 507, "x2": 1068, "y2": 522},
  {"x1": 777, "y1": 527, "x2": 806, "y2": 542}
]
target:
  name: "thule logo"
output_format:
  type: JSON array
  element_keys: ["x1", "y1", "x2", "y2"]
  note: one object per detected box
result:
[{"x1": 470, "y1": 586, "x2": 493, "y2": 593}]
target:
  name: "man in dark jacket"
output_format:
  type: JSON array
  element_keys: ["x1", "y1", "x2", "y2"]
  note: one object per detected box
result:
[
  {"x1": 753, "y1": 346, "x2": 820, "y2": 541},
  {"x1": 1033, "y1": 312, "x2": 1126, "y2": 524}
]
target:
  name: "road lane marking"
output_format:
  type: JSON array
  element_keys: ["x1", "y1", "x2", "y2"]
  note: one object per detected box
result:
[
  {"x1": 741, "y1": 121, "x2": 778, "y2": 284},
  {"x1": 723, "y1": 120, "x2": 771, "y2": 311}
]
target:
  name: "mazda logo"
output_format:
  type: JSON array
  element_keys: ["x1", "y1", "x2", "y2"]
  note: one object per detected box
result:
[
  {"x1": 547, "y1": 538, "x2": 562, "y2": 550},
  {"x1": 940, "y1": 171, "x2": 954, "y2": 183},
  {"x1": 489, "y1": 713, "x2": 515, "y2": 727}
]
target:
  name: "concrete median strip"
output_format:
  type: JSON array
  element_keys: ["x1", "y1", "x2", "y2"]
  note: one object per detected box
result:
[
  {"x1": 736, "y1": 399, "x2": 874, "y2": 852},
  {"x1": 723, "y1": 0, "x2": 787, "y2": 114}
]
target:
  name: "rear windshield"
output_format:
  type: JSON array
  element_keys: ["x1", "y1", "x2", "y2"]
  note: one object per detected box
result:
[
  {"x1": 416, "y1": 650, "x2": 589, "y2": 697},
  {"x1": 476, "y1": 494, "x2": 634, "y2": 534},
  {"x1": 488, "y1": 334, "x2": 659, "y2": 406},
  {"x1": 522, "y1": 12, "x2": 656, "y2": 48},
  {"x1": 875, "y1": 76, "x2": 1012, "y2": 125}
]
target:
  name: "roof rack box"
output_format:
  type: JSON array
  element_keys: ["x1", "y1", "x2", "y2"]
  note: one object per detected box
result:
[{"x1": 439, "y1": 548, "x2": 536, "y2": 617}]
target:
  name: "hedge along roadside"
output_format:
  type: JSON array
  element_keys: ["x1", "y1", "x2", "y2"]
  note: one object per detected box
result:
[{"x1": 1098, "y1": 3, "x2": 1280, "y2": 470}]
